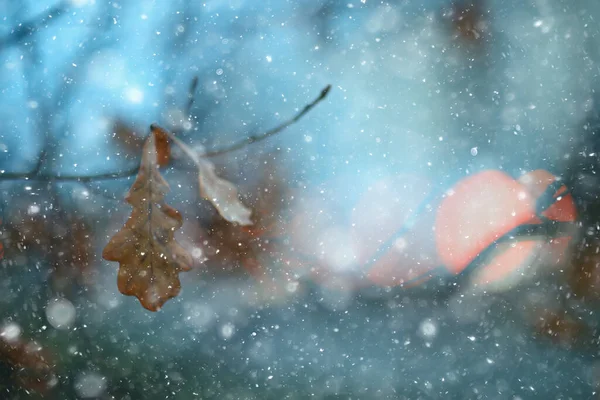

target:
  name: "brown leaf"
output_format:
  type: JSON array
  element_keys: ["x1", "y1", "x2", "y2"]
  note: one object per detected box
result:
[
  {"x1": 3, "y1": 201, "x2": 96, "y2": 293},
  {"x1": 111, "y1": 119, "x2": 145, "y2": 154},
  {"x1": 168, "y1": 128, "x2": 252, "y2": 225},
  {"x1": 204, "y1": 217, "x2": 264, "y2": 277},
  {"x1": 569, "y1": 241, "x2": 600, "y2": 301},
  {"x1": 51, "y1": 216, "x2": 95, "y2": 292},
  {"x1": 533, "y1": 310, "x2": 589, "y2": 349},
  {"x1": 203, "y1": 157, "x2": 289, "y2": 278},
  {"x1": 150, "y1": 123, "x2": 171, "y2": 167},
  {"x1": 102, "y1": 133, "x2": 193, "y2": 311},
  {"x1": 6, "y1": 213, "x2": 51, "y2": 251},
  {"x1": 111, "y1": 120, "x2": 171, "y2": 167},
  {"x1": 450, "y1": 1, "x2": 486, "y2": 42},
  {"x1": 0, "y1": 329, "x2": 56, "y2": 394}
]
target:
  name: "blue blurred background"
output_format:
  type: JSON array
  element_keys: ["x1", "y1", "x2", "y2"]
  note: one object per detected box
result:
[{"x1": 1, "y1": 0, "x2": 600, "y2": 398}]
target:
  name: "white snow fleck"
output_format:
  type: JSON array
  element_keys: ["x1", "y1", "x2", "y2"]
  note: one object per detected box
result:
[
  {"x1": 184, "y1": 303, "x2": 215, "y2": 331},
  {"x1": 393, "y1": 237, "x2": 407, "y2": 252},
  {"x1": 27, "y1": 204, "x2": 40, "y2": 215},
  {"x1": 286, "y1": 281, "x2": 299, "y2": 293},
  {"x1": 419, "y1": 319, "x2": 437, "y2": 340},
  {"x1": 191, "y1": 247, "x2": 204, "y2": 259},
  {"x1": 0, "y1": 323, "x2": 21, "y2": 342},
  {"x1": 45, "y1": 298, "x2": 76, "y2": 330},
  {"x1": 74, "y1": 372, "x2": 107, "y2": 398},
  {"x1": 125, "y1": 87, "x2": 144, "y2": 104},
  {"x1": 220, "y1": 323, "x2": 235, "y2": 339}
]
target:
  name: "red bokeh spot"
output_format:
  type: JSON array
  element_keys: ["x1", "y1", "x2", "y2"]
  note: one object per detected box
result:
[
  {"x1": 283, "y1": 169, "x2": 577, "y2": 293},
  {"x1": 518, "y1": 169, "x2": 577, "y2": 222},
  {"x1": 435, "y1": 170, "x2": 537, "y2": 274},
  {"x1": 471, "y1": 240, "x2": 539, "y2": 286},
  {"x1": 437, "y1": 169, "x2": 577, "y2": 289}
]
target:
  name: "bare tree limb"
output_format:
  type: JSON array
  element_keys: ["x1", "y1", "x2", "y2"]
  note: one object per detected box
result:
[
  {"x1": 0, "y1": 85, "x2": 331, "y2": 182},
  {"x1": 0, "y1": 1, "x2": 70, "y2": 50},
  {"x1": 19, "y1": 4, "x2": 49, "y2": 177}
]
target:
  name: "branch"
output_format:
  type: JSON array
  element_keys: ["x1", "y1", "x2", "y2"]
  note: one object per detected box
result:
[
  {"x1": 0, "y1": 85, "x2": 332, "y2": 183},
  {"x1": 0, "y1": 2, "x2": 70, "y2": 50},
  {"x1": 185, "y1": 76, "x2": 199, "y2": 118},
  {"x1": 204, "y1": 85, "x2": 331, "y2": 157},
  {"x1": 0, "y1": 167, "x2": 140, "y2": 183},
  {"x1": 9, "y1": 1, "x2": 119, "y2": 180}
]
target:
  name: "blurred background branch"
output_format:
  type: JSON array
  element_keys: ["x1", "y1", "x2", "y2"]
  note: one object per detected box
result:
[{"x1": 0, "y1": 1, "x2": 69, "y2": 50}]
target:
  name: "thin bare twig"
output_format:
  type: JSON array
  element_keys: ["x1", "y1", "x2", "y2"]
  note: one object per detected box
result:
[
  {"x1": 19, "y1": 4, "x2": 49, "y2": 177},
  {"x1": 185, "y1": 76, "x2": 199, "y2": 117},
  {"x1": 0, "y1": 167, "x2": 140, "y2": 183},
  {"x1": 203, "y1": 85, "x2": 331, "y2": 157},
  {"x1": 1, "y1": 2, "x2": 126, "y2": 187},
  {"x1": 0, "y1": 85, "x2": 331, "y2": 183},
  {"x1": 0, "y1": 1, "x2": 70, "y2": 50}
]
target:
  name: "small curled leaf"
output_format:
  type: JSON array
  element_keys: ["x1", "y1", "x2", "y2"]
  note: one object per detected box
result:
[{"x1": 165, "y1": 127, "x2": 253, "y2": 226}]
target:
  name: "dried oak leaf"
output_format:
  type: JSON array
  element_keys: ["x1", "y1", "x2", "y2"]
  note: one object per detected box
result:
[{"x1": 102, "y1": 133, "x2": 192, "y2": 311}]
